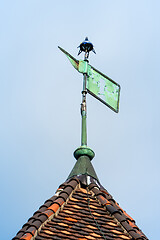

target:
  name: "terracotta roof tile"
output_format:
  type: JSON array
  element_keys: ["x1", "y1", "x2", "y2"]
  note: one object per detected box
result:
[
  {"x1": 13, "y1": 176, "x2": 148, "y2": 240},
  {"x1": 19, "y1": 232, "x2": 32, "y2": 240},
  {"x1": 37, "y1": 213, "x2": 48, "y2": 223}
]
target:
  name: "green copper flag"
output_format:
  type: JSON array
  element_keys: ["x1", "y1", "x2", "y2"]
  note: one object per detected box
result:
[
  {"x1": 58, "y1": 46, "x2": 120, "y2": 113},
  {"x1": 86, "y1": 65, "x2": 120, "y2": 113}
]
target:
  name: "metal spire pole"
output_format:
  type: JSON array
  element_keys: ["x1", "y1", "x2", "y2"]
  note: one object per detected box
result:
[
  {"x1": 78, "y1": 37, "x2": 96, "y2": 146},
  {"x1": 58, "y1": 38, "x2": 96, "y2": 164},
  {"x1": 81, "y1": 51, "x2": 88, "y2": 146}
]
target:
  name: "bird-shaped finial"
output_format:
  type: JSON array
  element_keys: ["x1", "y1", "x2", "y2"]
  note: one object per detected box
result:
[{"x1": 77, "y1": 37, "x2": 96, "y2": 58}]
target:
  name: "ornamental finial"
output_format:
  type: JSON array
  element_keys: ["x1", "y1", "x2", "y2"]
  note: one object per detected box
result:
[{"x1": 77, "y1": 37, "x2": 96, "y2": 58}]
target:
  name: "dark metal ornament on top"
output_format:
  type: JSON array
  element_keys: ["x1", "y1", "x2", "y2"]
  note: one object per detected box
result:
[{"x1": 77, "y1": 37, "x2": 96, "y2": 58}]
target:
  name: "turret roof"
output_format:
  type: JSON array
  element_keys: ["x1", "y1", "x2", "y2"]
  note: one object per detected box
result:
[{"x1": 13, "y1": 174, "x2": 148, "y2": 240}]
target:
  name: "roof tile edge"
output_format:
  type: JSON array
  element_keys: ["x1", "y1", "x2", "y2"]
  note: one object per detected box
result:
[
  {"x1": 91, "y1": 184, "x2": 148, "y2": 240},
  {"x1": 13, "y1": 177, "x2": 80, "y2": 240}
]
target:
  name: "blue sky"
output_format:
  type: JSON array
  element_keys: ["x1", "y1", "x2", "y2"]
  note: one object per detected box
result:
[{"x1": 1, "y1": 1, "x2": 160, "y2": 239}]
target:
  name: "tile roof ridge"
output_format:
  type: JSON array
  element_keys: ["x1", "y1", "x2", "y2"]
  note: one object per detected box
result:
[
  {"x1": 88, "y1": 183, "x2": 148, "y2": 240},
  {"x1": 12, "y1": 177, "x2": 80, "y2": 240}
]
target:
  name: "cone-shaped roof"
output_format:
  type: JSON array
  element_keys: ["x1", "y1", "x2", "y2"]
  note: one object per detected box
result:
[{"x1": 13, "y1": 150, "x2": 148, "y2": 240}]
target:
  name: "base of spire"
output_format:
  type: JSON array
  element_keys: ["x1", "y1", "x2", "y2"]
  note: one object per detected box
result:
[{"x1": 67, "y1": 146, "x2": 98, "y2": 182}]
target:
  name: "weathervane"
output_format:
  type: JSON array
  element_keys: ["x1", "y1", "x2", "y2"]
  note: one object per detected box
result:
[{"x1": 58, "y1": 37, "x2": 120, "y2": 158}]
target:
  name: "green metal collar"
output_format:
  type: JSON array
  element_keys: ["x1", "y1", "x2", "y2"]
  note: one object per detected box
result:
[
  {"x1": 67, "y1": 146, "x2": 99, "y2": 182},
  {"x1": 74, "y1": 146, "x2": 95, "y2": 160}
]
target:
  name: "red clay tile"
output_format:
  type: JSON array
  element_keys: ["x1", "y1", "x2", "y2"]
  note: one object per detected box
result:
[
  {"x1": 88, "y1": 183, "x2": 98, "y2": 190},
  {"x1": 113, "y1": 212, "x2": 127, "y2": 223},
  {"x1": 19, "y1": 233, "x2": 32, "y2": 240},
  {"x1": 59, "y1": 191, "x2": 69, "y2": 200},
  {"x1": 68, "y1": 178, "x2": 79, "y2": 186},
  {"x1": 48, "y1": 202, "x2": 59, "y2": 213},
  {"x1": 37, "y1": 213, "x2": 48, "y2": 223},
  {"x1": 42, "y1": 209, "x2": 54, "y2": 218},
  {"x1": 96, "y1": 194, "x2": 110, "y2": 206},
  {"x1": 31, "y1": 219, "x2": 42, "y2": 229},
  {"x1": 54, "y1": 197, "x2": 65, "y2": 206},
  {"x1": 25, "y1": 226, "x2": 37, "y2": 235},
  {"x1": 65, "y1": 217, "x2": 78, "y2": 222}
]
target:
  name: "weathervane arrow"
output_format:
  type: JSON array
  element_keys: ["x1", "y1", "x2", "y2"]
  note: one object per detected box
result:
[
  {"x1": 58, "y1": 37, "x2": 120, "y2": 148},
  {"x1": 58, "y1": 41, "x2": 120, "y2": 113}
]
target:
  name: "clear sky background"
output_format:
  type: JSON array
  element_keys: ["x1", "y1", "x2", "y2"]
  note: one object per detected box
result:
[{"x1": 1, "y1": 1, "x2": 160, "y2": 239}]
